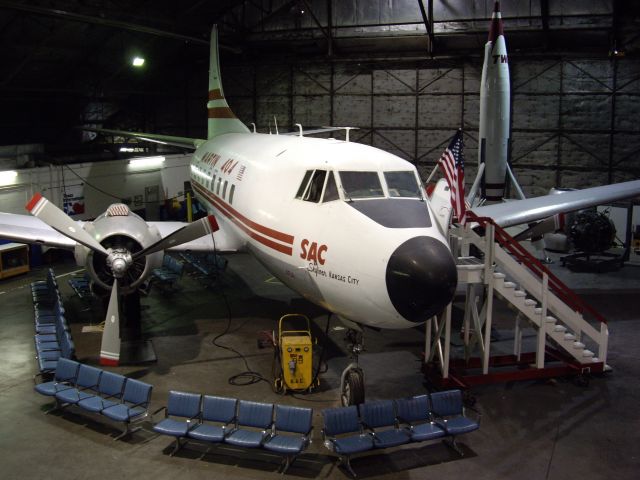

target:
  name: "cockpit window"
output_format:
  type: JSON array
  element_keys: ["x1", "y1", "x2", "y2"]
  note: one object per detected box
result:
[
  {"x1": 296, "y1": 169, "x2": 327, "y2": 203},
  {"x1": 340, "y1": 171, "x2": 384, "y2": 199},
  {"x1": 295, "y1": 170, "x2": 313, "y2": 199},
  {"x1": 384, "y1": 171, "x2": 422, "y2": 198},
  {"x1": 323, "y1": 171, "x2": 339, "y2": 202}
]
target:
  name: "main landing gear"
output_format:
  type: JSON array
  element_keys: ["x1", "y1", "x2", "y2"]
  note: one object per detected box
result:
[{"x1": 340, "y1": 329, "x2": 365, "y2": 406}]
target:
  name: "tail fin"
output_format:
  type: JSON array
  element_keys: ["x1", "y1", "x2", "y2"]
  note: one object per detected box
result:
[{"x1": 207, "y1": 26, "x2": 249, "y2": 139}]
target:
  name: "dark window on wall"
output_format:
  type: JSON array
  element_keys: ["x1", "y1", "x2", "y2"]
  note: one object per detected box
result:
[
  {"x1": 216, "y1": 177, "x2": 222, "y2": 195},
  {"x1": 223, "y1": 180, "x2": 228, "y2": 199},
  {"x1": 229, "y1": 184, "x2": 235, "y2": 204}
]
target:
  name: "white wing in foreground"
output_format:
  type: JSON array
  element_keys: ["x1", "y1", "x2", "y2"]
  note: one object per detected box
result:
[
  {"x1": 472, "y1": 180, "x2": 640, "y2": 228},
  {"x1": 0, "y1": 212, "x2": 238, "y2": 253}
]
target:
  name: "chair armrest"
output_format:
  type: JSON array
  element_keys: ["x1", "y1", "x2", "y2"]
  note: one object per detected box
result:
[
  {"x1": 33, "y1": 372, "x2": 46, "y2": 385},
  {"x1": 151, "y1": 405, "x2": 167, "y2": 420},
  {"x1": 463, "y1": 405, "x2": 482, "y2": 426},
  {"x1": 396, "y1": 416, "x2": 415, "y2": 431}
]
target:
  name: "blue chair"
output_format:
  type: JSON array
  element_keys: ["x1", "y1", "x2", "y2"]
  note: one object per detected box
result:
[
  {"x1": 55, "y1": 364, "x2": 102, "y2": 407},
  {"x1": 77, "y1": 372, "x2": 127, "y2": 413},
  {"x1": 187, "y1": 395, "x2": 237, "y2": 444},
  {"x1": 152, "y1": 391, "x2": 202, "y2": 455},
  {"x1": 34, "y1": 358, "x2": 79, "y2": 398},
  {"x1": 359, "y1": 400, "x2": 410, "y2": 448},
  {"x1": 322, "y1": 406, "x2": 374, "y2": 478},
  {"x1": 225, "y1": 400, "x2": 273, "y2": 448},
  {"x1": 430, "y1": 390, "x2": 480, "y2": 455},
  {"x1": 101, "y1": 378, "x2": 153, "y2": 439},
  {"x1": 395, "y1": 394, "x2": 446, "y2": 442},
  {"x1": 263, "y1": 404, "x2": 313, "y2": 473}
]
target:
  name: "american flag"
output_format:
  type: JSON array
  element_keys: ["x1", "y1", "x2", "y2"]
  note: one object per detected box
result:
[{"x1": 437, "y1": 130, "x2": 466, "y2": 225}]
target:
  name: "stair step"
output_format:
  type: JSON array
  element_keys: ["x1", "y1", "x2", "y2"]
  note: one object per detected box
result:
[
  {"x1": 503, "y1": 281, "x2": 516, "y2": 289},
  {"x1": 582, "y1": 350, "x2": 595, "y2": 358},
  {"x1": 591, "y1": 357, "x2": 600, "y2": 363},
  {"x1": 554, "y1": 325, "x2": 567, "y2": 333},
  {"x1": 493, "y1": 272, "x2": 506, "y2": 279},
  {"x1": 545, "y1": 316, "x2": 557, "y2": 324},
  {"x1": 564, "y1": 333, "x2": 576, "y2": 341},
  {"x1": 514, "y1": 290, "x2": 527, "y2": 297},
  {"x1": 524, "y1": 299, "x2": 537, "y2": 307},
  {"x1": 573, "y1": 341, "x2": 586, "y2": 349}
]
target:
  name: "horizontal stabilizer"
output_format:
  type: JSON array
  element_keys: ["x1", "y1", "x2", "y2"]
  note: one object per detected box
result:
[{"x1": 81, "y1": 126, "x2": 205, "y2": 150}]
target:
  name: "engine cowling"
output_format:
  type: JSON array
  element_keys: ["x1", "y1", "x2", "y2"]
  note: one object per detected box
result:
[{"x1": 74, "y1": 204, "x2": 164, "y2": 294}]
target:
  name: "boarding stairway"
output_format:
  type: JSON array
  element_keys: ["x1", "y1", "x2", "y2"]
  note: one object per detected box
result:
[{"x1": 425, "y1": 211, "x2": 609, "y2": 387}]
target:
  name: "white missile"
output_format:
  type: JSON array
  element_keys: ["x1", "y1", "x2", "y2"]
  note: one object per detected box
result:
[{"x1": 478, "y1": 1, "x2": 511, "y2": 203}]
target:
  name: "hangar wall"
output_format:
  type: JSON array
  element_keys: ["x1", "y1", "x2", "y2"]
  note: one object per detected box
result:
[
  {"x1": 0, "y1": 155, "x2": 191, "y2": 219},
  {"x1": 222, "y1": 56, "x2": 640, "y2": 197}
]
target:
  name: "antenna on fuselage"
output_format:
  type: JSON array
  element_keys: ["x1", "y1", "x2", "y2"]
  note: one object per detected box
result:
[
  {"x1": 274, "y1": 116, "x2": 279, "y2": 135},
  {"x1": 250, "y1": 122, "x2": 257, "y2": 133},
  {"x1": 295, "y1": 123, "x2": 303, "y2": 137}
]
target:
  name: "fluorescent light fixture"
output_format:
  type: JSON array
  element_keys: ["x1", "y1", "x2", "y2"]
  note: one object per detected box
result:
[
  {"x1": 132, "y1": 56, "x2": 145, "y2": 67},
  {"x1": 0, "y1": 170, "x2": 18, "y2": 186},
  {"x1": 128, "y1": 156, "x2": 165, "y2": 169}
]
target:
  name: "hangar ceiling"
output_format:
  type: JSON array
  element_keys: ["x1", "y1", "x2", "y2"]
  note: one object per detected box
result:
[{"x1": 0, "y1": 0, "x2": 638, "y2": 191}]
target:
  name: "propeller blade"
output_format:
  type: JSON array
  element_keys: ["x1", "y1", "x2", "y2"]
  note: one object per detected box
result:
[
  {"x1": 99, "y1": 278, "x2": 121, "y2": 366},
  {"x1": 133, "y1": 215, "x2": 219, "y2": 259},
  {"x1": 26, "y1": 193, "x2": 109, "y2": 255}
]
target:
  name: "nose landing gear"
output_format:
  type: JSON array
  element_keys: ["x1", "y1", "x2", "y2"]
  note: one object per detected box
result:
[{"x1": 340, "y1": 329, "x2": 365, "y2": 406}]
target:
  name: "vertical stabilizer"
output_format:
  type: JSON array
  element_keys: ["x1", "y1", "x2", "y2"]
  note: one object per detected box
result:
[{"x1": 207, "y1": 26, "x2": 249, "y2": 139}]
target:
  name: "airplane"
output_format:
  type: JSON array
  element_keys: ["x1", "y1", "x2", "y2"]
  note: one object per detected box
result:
[{"x1": 1, "y1": 17, "x2": 639, "y2": 406}]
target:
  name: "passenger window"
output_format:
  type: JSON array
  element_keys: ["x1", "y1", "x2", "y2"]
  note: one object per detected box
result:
[
  {"x1": 216, "y1": 177, "x2": 222, "y2": 195},
  {"x1": 212, "y1": 175, "x2": 216, "y2": 190},
  {"x1": 223, "y1": 180, "x2": 228, "y2": 199},
  {"x1": 322, "y1": 171, "x2": 339, "y2": 202},
  {"x1": 296, "y1": 170, "x2": 313, "y2": 199},
  {"x1": 303, "y1": 170, "x2": 326, "y2": 203},
  {"x1": 229, "y1": 184, "x2": 235, "y2": 204}
]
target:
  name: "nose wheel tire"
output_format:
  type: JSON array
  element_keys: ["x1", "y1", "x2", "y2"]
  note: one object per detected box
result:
[{"x1": 341, "y1": 369, "x2": 364, "y2": 406}]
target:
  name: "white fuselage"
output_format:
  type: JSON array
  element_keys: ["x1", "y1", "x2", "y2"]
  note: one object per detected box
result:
[
  {"x1": 188, "y1": 133, "x2": 457, "y2": 329},
  {"x1": 479, "y1": 31, "x2": 510, "y2": 202}
]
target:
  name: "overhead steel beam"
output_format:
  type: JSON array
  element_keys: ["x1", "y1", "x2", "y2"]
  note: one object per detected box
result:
[
  {"x1": 417, "y1": 0, "x2": 434, "y2": 57},
  {"x1": 0, "y1": 0, "x2": 243, "y2": 49}
]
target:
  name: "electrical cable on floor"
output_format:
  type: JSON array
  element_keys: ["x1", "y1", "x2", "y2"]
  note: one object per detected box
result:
[{"x1": 208, "y1": 236, "x2": 269, "y2": 387}]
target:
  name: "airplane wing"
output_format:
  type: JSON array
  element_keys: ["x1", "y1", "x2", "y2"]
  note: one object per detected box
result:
[
  {"x1": 0, "y1": 213, "x2": 238, "y2": 253},
  {"x1": 0, "y1": 213, "x2": 78, "y2": 249},
  {"x1": 471, "y1": 180, "x2": 640, "y2": 228},
  {"x1": 81, "y1": 127, "x2": 206, "y2": 150}
]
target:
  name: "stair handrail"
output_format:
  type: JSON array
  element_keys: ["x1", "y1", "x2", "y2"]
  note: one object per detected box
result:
[{"x1": 466, "y1": 211, "x2": 607, "y2": 325}]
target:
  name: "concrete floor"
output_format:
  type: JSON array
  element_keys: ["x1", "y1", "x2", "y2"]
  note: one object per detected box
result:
[{"x1": 0, "y1": 251, "x2": 639, "y2": 479}]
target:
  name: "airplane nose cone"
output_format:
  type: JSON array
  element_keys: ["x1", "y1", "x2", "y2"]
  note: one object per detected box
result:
[{"x1": 385, "y1": 236, "x2": 457, "y2": 323}]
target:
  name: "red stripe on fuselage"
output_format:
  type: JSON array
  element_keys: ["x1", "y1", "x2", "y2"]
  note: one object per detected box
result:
[{"x1": 192, "y1": 182, "x2": 293, "y2": 256}]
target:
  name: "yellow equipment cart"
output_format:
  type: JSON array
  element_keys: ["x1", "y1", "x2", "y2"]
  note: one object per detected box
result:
[{"x1": 273, "y1": 314, "x2": 318, "y2": 394}]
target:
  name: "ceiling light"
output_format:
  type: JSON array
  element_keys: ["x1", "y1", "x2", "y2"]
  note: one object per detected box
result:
[
  {"x1": 132, "y1": 56, "x2": 145, "y2": 67},
  {"x1": 0, "y1": 170, "x2": 18, "y2": 186},
  {"x1": 128, "y1": 156, "x2": 165, "y2": 169}
]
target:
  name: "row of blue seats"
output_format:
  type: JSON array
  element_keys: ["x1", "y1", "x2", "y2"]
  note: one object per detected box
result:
[
  {"x1": 321, "y1": 391, "x2": 480, "y2": 477},
  {"x1": 179, "y1": 252, "x2": 227, "y2": 282},
  {"x1": 31, "y1": 269, "x2": 76, "y2": 373},
  {"x1": 34, "y1": 358, "x2": 153, "y2": 439},
  {"x1": 152, "y1": 255, "x2": 184, "y2": 289},
  {"x1": 153, "y1": 390, "x2": 312, "y2": 474}
]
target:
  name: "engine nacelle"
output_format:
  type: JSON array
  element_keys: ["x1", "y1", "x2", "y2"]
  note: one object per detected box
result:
[{"x1": 74, "y1": 204, "x2": 164, "y2": 294}]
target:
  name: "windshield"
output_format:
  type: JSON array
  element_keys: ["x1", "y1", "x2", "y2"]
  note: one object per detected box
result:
[
  {"x1": 384, "y1": 171, "x2": 422, "y2": 198},
  {"x1": 340, "y1": 171, "x2": 384, "y2": 199}
]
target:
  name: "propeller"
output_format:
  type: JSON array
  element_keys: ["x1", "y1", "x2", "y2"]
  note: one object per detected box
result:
[
  {"x1": 26, "y1": 193, "x2": 109, "y2": 255},
  {"x1": 25, "y1": 193, "x2": 220, "y2": 366},
  {"x1": 133, "y1": 215, "x2": 219, "y2": 258},
  {"x1": 100, "y1": 278, "x2": 121, "y2": 366}
]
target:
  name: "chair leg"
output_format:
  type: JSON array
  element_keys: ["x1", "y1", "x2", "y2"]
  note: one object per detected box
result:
[
  {"x1": 443, "y1": 436, "x2": 464, "y2": 456},
  {"x1": 114, "y1": 424, "x2": 131, "y2": 441},
  {"x1": 339, "y1": 455, "x2": 357, "y2": 478},
  {"x1": 170, "y1": 437, "x2": 182, "y2": 456},
  {"x1": 280, "y1": 454, "x2": 297, "y2": 474}
]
